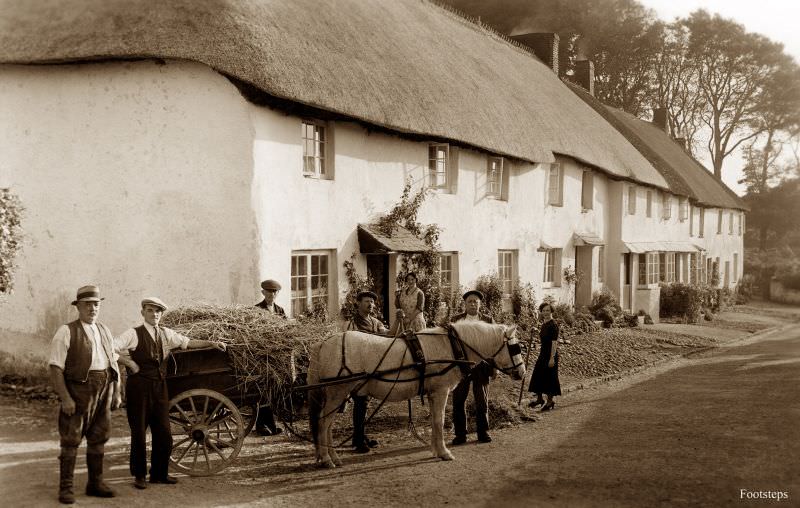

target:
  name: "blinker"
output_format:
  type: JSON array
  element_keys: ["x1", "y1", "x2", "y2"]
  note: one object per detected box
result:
[{"x1": 507, "y1": 342, "x2": 522, "y2": 357}]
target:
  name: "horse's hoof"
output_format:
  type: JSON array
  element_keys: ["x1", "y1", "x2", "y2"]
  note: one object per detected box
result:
[
  {"x1": 320, "y1": 460, "x2": 336, "y2": 469},
  {"x1": 332, "y1": 459, "x2": 343, "y2": 467},
  {"x1": 440, "y1": 452, "x2": 455, "y2": 461}
]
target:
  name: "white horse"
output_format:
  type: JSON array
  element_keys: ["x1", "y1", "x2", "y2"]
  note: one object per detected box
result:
[{"x1": 307, "y1": 321, "x2": 525, "y2": 468}]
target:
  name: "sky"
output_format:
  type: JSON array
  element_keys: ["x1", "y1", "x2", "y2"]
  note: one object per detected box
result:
[{"x1": 637, "y1": 0, "x2": 800, "y2": 195}]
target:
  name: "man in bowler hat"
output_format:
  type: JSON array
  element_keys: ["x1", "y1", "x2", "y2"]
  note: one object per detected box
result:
[
  {"x1": 450, "y1": 290, "x2": 495, "y2": 445},
  {"x1": 115, "y1": 297, "x2": 226, "y2": 490},
  {"x1": 49, "y1": 285, "x2": 122, "y2": 504}
]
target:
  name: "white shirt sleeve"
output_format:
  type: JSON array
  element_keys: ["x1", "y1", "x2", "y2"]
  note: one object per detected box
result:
[
  {"x1": 114, "y1": 328, "x2": 139, "y2": 357},
  {"x1": 162, "y1": 327, "x2": 190, "y2": 351},
  {"x1": 48, "y1": 325, "x2": 71, "y2": 369}
]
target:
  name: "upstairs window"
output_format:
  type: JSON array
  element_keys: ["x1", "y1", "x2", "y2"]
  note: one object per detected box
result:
[
  {"x1": 302, "y1": 120, "x2": 330, "y2": 178},
  {"x1": 729, "y1": 211, "x2": 734, "y2": 235},
  {"x1": 699, "y1": 209, "x2": 705, "y2": 238},
  {"x1": 627, "y1": 186, "x2": 637, "y2": 215},
  {"x1": 428, "y1": 144, "x2": 449, "y2": 190},
  {"x1": 717, "y1": 210, "x2": 723, "y2": 234},
  {"x1": 646, "y1": 191, "x2": 653, "y2": 218},
  {"x1": 547, "y1": 163, "x2": 563, "y2": 206},
  {"x1": 597, "y1": 246, "x2": 605, "y2": 283},
  {"x1": 689, "y1": 205, "x2": 695, "y2": 236},
  {"x1": 662, "y1": 194, "x2": 672, "y2": 220},
  {"x1": 738, "y1": 213, "x2": 743, "y2": 236},
  {"x1": 498, "y1": 250, "x2": 517, "y2": 297},
  {"x1": 487, "y1": 156, "x2": 504, "y2": 199},
  {"x1": 679, "y1": 198, "x2": 689, "y2": 222},
  {"x1": 581, "y1": 170, "x2": 594, "y2": 211}
]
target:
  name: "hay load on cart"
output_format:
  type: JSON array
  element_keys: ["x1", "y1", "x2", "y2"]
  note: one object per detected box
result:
[{"x1": 158, "y1": 304, "x2": 334, "y2": 475}]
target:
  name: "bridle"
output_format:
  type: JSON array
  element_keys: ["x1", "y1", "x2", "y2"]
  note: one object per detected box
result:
[{"x1": 450, "y1": 325, "x2": 525, "y2": 376}]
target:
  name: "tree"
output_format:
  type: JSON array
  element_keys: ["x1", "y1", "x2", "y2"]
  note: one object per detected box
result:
[{"x1": 744, "y1": 179, "x2": 800, "y2": 251}]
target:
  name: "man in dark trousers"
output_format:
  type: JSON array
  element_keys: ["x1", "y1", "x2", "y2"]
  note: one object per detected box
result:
[
  {"x1": 49, "y1": 285, "x2": 122, "y2": 504},
  {"x1": 345, "y1": 291, "x2": 388, "y2": 453},
  {"x1": 115, "y1": 297, "x2": 226, "y2": 490},
  {"x1": 450, "y1": 290, "x2": 495, "y2": 445},
  {"x1": 253, "y1": 278, "x2": 286, "y2": 435}
]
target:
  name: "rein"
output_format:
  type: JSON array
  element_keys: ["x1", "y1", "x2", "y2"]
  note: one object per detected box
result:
[{"x1": 448, "y1": 324, "x2": 525, "y2": 376}]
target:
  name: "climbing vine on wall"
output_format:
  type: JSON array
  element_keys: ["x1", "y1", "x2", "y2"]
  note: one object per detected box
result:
[{"x1": 0, "y1": 188, "x2": 24, "y2": 295}]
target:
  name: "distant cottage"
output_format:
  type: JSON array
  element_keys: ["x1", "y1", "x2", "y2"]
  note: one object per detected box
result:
[{"x1": 0, "y1": 0, "x2": 745, "y2": 349}]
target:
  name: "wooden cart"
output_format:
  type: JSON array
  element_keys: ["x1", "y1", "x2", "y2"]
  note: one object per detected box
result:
[{"x1": 165, "y1": 346, "x2": 262, "y2": 476}]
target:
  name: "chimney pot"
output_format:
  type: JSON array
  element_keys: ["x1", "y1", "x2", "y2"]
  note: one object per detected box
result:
[
  {"x1": 652, "y1": 108, "x2": 669, "y2": 133},
  {"x1": 510, "y1": 33, "x2": 560, "y2": 75},
  {"x1": 574, "y1": 60, "x2": 595, "y2": 97}
]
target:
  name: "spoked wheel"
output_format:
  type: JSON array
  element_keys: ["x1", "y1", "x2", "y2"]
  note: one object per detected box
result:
[{"x1": 168, "y1": 389, "x2": 245, "y2": 476}]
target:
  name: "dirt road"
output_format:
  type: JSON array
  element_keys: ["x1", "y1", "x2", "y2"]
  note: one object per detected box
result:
[{"x1": 2, "y1": 324, "x2": 797, "y2": 507}]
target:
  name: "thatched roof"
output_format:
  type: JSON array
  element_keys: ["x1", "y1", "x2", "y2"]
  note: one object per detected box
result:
[
  {"x1": 0, "y1": 0, "x2": 667, "y2": 189},
  {"x1": 566, "y1": 82, "x2": 747, "y2": 211},
  {"x1": 358, "y1": 224, "x2": 429, "y2": 254}
]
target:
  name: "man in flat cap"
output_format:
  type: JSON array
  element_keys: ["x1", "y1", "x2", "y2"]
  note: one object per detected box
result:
[
  {"x1": 49, "y1": 285, "x2": 122, "y2": 504},
  {"x1": 345, "y1": 290, "x2": 388, "y2": 453},
  {"x1": 115, "y1": 297, "x2": 226, "y2": 490},
  {"x1": 253, "y1": 278, "x2": 287, "y2": 436},
  {"x1": 450, "y1": 290, "x2": 495, "y2": 446},
  {"x1": 255, "y1": 279, "x2": 286, "y2": 317}
]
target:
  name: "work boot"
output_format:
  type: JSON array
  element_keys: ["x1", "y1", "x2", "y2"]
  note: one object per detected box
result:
[
  {"x1": 58, "y1": 453, "x2": 77, "y2": 504},
  {"x1": 85, "y1": 453, "x2": 115, "y2": 498}
]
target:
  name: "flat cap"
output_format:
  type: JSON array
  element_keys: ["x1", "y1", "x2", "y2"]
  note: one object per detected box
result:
[
  {"x1": 141, "y1": 296, "x2": 168, "y2": 311},
  {"x1": 71, "y1": 285, "x2": 104, "y2": 305},
  {"x1": 462, "y1": 290, "x2": 485, "y2": 301},
  {"x1": 261, "y1": 279, "x2": 282, "y2": 291},
  {"x1": 356, "y1": 290, "x2": 379, "y2": 301}
]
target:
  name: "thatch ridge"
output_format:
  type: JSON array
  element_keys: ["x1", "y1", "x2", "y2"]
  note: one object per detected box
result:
[{"x1": 0, "y1": 0, "x2": 668, "y2": 189}]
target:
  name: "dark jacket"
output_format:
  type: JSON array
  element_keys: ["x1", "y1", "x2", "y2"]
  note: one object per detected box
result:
[{"x1": 255, "y1": 300, "x2": 286, "y2": 317}]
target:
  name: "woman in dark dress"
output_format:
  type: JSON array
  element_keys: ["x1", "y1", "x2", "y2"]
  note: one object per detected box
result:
[{"x1": 528, "y1": 302, "x2": 561, "y2": 411}]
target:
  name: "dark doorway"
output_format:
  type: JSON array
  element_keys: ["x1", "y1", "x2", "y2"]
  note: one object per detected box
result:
[{"x1": 366, "y1": 254, "x2": 390, "y2": 323}]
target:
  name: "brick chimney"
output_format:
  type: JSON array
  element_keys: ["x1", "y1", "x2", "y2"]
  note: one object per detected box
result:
[
  {"x1": 510, "y1": 33, "x2": 559, "y2": 74},
  {"x1": 652, "y1": 108, "x2": 669, "y2": 133},
  {"x1": 574, "y1": 60, "x2": 595, "y2": 96}
]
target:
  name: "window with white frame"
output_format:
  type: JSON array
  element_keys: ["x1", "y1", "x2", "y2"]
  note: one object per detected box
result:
[
  {"x1": 543, "y1": 249, "x2": 561, "y2": 285},
  {"x1": 639, "y1": 252, "x2": 659, "y2": 286},
  {"x1": 717, "y1": 210, "x2": 723, "y2": 234},
  {"x1": 660, "y1": 252, "x2": 675, "y2": 283},
  {"x1": 302, "y1": 120, "x2": 329, "y2": 178},
  {"x1": 498, "y1": 250, "x2": 517, "y2": 296},
  {"x1": 738, "y1": 212, "x2": 743, "y2": 236},
  {"x1": 628, "y1": 186, "x2": 637, "y2": 215},
  {"x1": 689, "y1": 205, "x2": 695, "y2": 236},
  {"x1": 662, "y1": 194, "x2": 672, "y2": 220},
  {"x1": 646, "y1": 190, "x2": 653, "y2": 218},
  {"x1": 428, "y1": 144, "x2": 449, "y2": 190},
  {"x1": 547, "y1": 163, "x2": 563, "y2": 206},
  {"x1": 699, "y1": 208, "x2": 705, "y2": 238},
  {"x1": 679, "y1": 198, "x2": 688, "y2": 222},
  {"x1": 291, "y1": 251, "x2": 331, "y2": 317},
  {"x1": 597, "y1": 246, "x2": 605, "y2": 283},
  {"x1": 487, "y1": 156, "x2": 504, "y2": 199},
  {"x1": 729, "y1": 211, "x2": 734, "y2": 235},
  {"x1": 439, "y1": 252, "x2": 459, "y2": 295},
  {"x1": 581, "y1": 170, "x2": 594, "y2": 210}
]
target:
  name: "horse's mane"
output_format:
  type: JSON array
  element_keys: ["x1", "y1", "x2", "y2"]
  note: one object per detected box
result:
[{"x1": 449, "y1": 321, "x2": 505, "y2": 349}]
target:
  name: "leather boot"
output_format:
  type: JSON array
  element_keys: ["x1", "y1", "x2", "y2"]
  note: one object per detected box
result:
[
  {"x1": 58, "y1": 453, "x2": 76, "y2": 504},
  {"x1": 85, "y1": 453, "x2": 115, "y2": 498}
]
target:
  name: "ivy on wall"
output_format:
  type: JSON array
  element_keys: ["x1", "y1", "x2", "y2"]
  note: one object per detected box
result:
[{"x1": 0, "y1": 188, "x2": 24, "y2": 295}]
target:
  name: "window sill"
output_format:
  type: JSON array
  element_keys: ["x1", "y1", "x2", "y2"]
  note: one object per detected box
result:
[
  {"x1": 303, "y1": 173, "x2": 333, "y2": 181},
  {"x1": 547, "y1": 202, "x2": 563, "y2": 208}
]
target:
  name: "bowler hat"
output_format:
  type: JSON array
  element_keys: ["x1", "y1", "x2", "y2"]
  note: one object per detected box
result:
[
  {"x1": 141, "y1": 296, "x2": 168, "y2": 312},
  {"x1": 261, "y1": 279, "x2": 282, "y2": 291},
  {"x1": 462, "y1": 290, "x2": 485, "y2": 301},
  {"x1": 71, "y1": 285, "x2": 104, "y2": 306},
  {"x1": 356, "y1": 290, "x2": 379, "y2": 302}
]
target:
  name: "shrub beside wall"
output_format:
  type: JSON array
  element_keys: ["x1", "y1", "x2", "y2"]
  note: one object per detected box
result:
[
  {"x1": 0, "y1": 188, "x2": 24, "y2": 295},
  {"x1": 660, "y1": 283, "x2": 704, "y2": 322}
]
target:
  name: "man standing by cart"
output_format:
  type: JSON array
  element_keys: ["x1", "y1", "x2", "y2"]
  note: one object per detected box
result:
[
  {"x1": 49, "y1": 285, "x2": 122, "y2": 504},
  {"x1": 253, "y1": 278, "x2": 286, "y2": 436},
  {"x1": 345, "y1": 290, "x2": 388, "y2": 453},
  {"x1": 115, "y1": 297, "x2": 226, "y2": 490}
]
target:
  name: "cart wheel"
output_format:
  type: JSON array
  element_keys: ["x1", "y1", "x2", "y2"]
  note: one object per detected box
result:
[
  {"x1": 168, "y1": 389, "x2": 244, "y2": 476},
  {"x1": 239, "y1": 403, "x2": 258, "y2": 437}
]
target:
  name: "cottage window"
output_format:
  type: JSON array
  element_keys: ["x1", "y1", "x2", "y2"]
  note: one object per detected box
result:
[
  {"x1": 543, "y1": 249, "x2": 561, "y2": 285},
  {"x1": 639, "y1": 252, "x2": 659, "y2": 286},
  {"x1": 302, "y1": 121, "x2": 329, "y2": 178},
  {"x1": 498, "y1": 250, "x2": 517, "y2": 296},
  {"x1": 729, "y1": 211, "x2": 734, "y2": 235},
  {"x1": 628, "y1": 186, "x2": 637, "y2": 215},
  {"x1": 547, "y1": 163, "x2": 563, "y2": 206},
  {"x1": 689, "y1": 205, "x2": 694, "y2": 236},
  {"x1": 581, "y1": 170, "x2": 594, "y2": 211},
  {"x1": 733, "y1": 252, "x2": 739, "y2": 283},
  {"x1": 646, "y1": 191, "x2": 653, "y2": 218},
  {"x1": 717, "y1": 210, "x2": 723, "y2": 234},
  {"x1": 487, "y1": 157, "x2": 504, "y2": 199},
  {"x1": 291, "y1": 251, "x2": 331, "y2": 317},
  {"x1": 597, "y1": 246, "x2": 605, "y2": 283},
  {"x1": 698, "y1": 209, "x2": 705, "y2": 238},
  {"x1": 661, "y1": 194, "x2": 672, "y2": 220},
  {"x1": 679, "y1": 198, "x2": 688, "y2": 222},
  {"x1": 428, "y1": 144, "x2": 450, "y2": 190},
  {"x1": 660, "y1": 252, "x2": 676, "y2": 283},
  {"x1": 738, "y1": 213, "x2": 743, "y2": 236},
  {"x1": 439, "y1": 252, "x2": 458, "y2": 295}
]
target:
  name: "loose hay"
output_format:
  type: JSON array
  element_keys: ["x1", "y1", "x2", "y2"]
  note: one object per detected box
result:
[{"x1": 160, "y1": 304, "x2": 337, "y2": 412}]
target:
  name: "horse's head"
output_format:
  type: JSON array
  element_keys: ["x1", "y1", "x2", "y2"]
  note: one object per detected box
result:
[
  {"x1": 493, "y1": 325, "x2": 526, "y2": 380},
  {"x1": 451, "y1": 322, "x2": 526, "y2": 380}
]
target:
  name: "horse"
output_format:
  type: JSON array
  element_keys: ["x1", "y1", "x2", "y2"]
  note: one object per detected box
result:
[{"x1": 307, "y1": 321, "x2": 526, "y2": 468}]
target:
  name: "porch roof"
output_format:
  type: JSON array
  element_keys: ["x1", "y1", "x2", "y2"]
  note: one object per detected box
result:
[
  {"x1": 623, "y1": 241, "x2": 702, "y2": 254},
  {"x1": 573, "y1": 233, "x2": 605, "y2": 246},
  {"x1": 357, "y1": 224, "x2": 429, "y2": 254}
]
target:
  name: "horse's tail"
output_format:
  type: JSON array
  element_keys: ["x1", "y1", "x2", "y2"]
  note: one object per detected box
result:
[{"x1": 307, "y1": 340, "x2": 324, "y2": 446}]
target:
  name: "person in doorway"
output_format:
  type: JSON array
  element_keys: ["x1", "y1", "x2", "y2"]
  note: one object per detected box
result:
[
  {"x1": 253, "y1": 278, "x2": 286, "y2": 435},
  {"x1": 450, "y1": 290, "x2": 495, "y2": 445},
  {"x1": 49, "y1": 285, "x2": 122, "y2": 504},
  {"x1": 115, "y1": 297, "x2": 226, "y2": 490},
  {"x1": 345, "y1": 290, "x2": 388, "y2": 453},
  {"x1": 528, "y1": 302, "x2": 561, "y2": 411},
  {"x1": 394, "y1": 272, "x2": 426, "y2": 333}
]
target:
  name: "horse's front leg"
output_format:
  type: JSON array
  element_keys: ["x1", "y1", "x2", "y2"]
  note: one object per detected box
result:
[
  {"x1": 317, "y1": 392, "x2": 344, "y2": 468},
  {"x1": 428, "y1": 389, "x2": 454, "y2": 461}
]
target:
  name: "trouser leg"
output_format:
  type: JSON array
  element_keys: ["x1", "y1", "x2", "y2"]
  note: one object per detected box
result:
[
  {"x1": 351, "y1": 396, "x2": 368, "y2": 447},
  {"x1": 451, "y1": 377, "x2": 470, "y2": 438},
  {"x1": 148, "y1": 380, "x2": 173, "y2": 480},
  {"x1": 126, "y1": 376, "x2": 150, "y2": 479},
  {"x1": 257, "y1": 405, "x2": 278, "y2": 432},
  {"x1": 473, "y1": 378, "x2": 490, "y2": 435}
]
